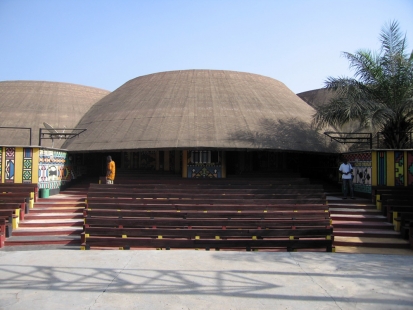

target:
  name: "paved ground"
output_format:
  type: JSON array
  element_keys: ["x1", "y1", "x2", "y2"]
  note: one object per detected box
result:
[{"x1": 0, "y1": 249, "x2": 412, "y2": 310}]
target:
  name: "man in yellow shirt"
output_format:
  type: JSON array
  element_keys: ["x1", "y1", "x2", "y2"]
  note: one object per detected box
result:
[{"x1": 106, "y1": 155, "x2": 116, "y2": 184}]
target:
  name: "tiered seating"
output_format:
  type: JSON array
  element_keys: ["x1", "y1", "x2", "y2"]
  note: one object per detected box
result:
[
  {"x1": 373, "y1": 186, "x2": 413, "y2": 246},
  {"x1": 82, "y1": 178, "x2": 333, "y2": 252},
  {"x1": 0, "y1": 184, "x2": 37, "y2": 247}
]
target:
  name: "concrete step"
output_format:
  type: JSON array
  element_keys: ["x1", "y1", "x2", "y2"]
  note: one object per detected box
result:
[
  {"x1": 5, "y1": 235, "x2": 81, "y2": 246},
  {"x1": 331, "y1": 214, "x2": 387, "y2": 222},
  {"x1": 332, "y1": 220, "x2": 394, "y2": 230},
  {"x1": 25, "y1": 213, "x2": 84, "y2": 220},
  {"x1": 328, "y1": 203, "x2": 376, "y2": 209},
  {"x1": 19, "y1": 219, "x2": 83, "y2": 227},
  {"x1": 12, "y1": 226, "x2": 83, "y2": 236},
  {"x1": 31, "y1": 207, "x2": 84, "y2": 213},
  {"x1": 34, "y1": 202, "x2": 86, "y2": 208},
  {"x1": 36, "y1": 199, "x2": 86, "y2": 203},
  {"x1": 329, "y1": 208, "x2": 381, "y2": 215},
  {"x1": 333, "y1": 228, "x2": 401, "y2": 238},
  {"x1": 333, "y1": 236, "x2": 410, "y2": 249}
]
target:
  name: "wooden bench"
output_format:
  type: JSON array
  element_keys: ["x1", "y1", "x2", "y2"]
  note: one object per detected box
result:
[
  {"x1": 0, "y1": 208, "x2": 18, "y2": 237},
  {"x1": 82, "y1": 217, "x2": 333, "y2": 251},
  {"x1": 84, "y1": 209, "x2": 330, "y2": 219},
  {"x1": 0, "y1": 183, "x2": 38, "y2": 203},
  {"x1": 0, "y1": 199, "x2": 26, "y2": 221},
  {"x1": 86, "y1": 202, "x2": 329, "y2": 211},
  {"x1": 0, "y1": 192, "x2": 32, "y2": 216},
  {"x1": 82, "y1": 180, "x2": 332, "y2": 251}
]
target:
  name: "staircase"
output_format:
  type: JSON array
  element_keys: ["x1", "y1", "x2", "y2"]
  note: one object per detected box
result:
[
  {"x1": 326, "y1": 189, "x2": 411, "y2": 253},
  {"x1": 4, "y1": 181, "x2": 88, "y2": 249}
]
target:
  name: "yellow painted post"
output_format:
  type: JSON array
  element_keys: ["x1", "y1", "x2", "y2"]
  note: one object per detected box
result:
[
  {"x1": 32, "y1": 148, "x2": 39, "y2": 184},
  {"x1": 392, "y1": 212, "x2": 398, "y2": 226},
  {"x1": 14, "y1": 147, "x2": 23, "y2": 183},
  {"x1": 387, "y1": 151, "x2": 395, "y2": 186},
  {"x1": 376, "y1": 195, "x2": 382, "y2": 211}
]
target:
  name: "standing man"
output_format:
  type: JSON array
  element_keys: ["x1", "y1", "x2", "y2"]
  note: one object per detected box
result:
[
  {"x1": 106, "y1": 155, "x2": 116, "y2": 184},
  {"x1": 339, "y1": 158, "x2": 354, "y2": 199}
]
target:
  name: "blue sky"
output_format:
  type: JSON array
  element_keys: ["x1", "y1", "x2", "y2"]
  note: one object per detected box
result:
[{"x1": 0, "y1": 0, "x2": 412, "y2": 94}]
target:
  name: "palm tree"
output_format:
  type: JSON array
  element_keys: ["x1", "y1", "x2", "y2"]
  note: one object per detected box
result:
[{"x1": 313, "y1": 21, "x2": 413, "y2": 149}]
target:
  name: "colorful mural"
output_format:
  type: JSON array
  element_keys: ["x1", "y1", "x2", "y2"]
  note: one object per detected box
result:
[
  {"x1": 5, "y1": 147, "x2": 15, "y2": 183},
  {"x1": 188, "y1": 165, "x2": 222, "y2": 178},
  {"x1": 394, "y1": 151, "x2": 404, "y2": 186},
  {"x1": 38, "y1": 149, "x2": 68, "y2": 189},
  {"x1": 22, "y1": 148, "x2": 33, "y2": 183},
  {"x1": 344, "y1": 152, "x2": 372, "y2": 194}
]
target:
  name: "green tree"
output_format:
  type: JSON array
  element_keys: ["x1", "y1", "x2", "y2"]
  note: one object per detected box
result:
[{"x1": 313, "y1": 21, "x2": 413, "y2": 149}]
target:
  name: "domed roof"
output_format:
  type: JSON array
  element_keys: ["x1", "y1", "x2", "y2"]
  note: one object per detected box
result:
[
  {"x1": 0, "y1": 81, "x2": 110, "y2": 148},
  {"x1": 63, "y1": 70, "x2": 338, "y2": 153}
]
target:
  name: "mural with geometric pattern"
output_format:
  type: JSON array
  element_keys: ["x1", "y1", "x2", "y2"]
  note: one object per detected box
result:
[
  {"x1": 23, "y1": 148, "x2": 33, "y2": 183},
  {"x1": 344, "y1": 152, "x2": 372, "y2": 194},
  {"x1": 38, "y1": 149, "x2": 68, "y2": 189},
  {"x1": 394, "y1": 151, "x2": 404, "y2": 186},
  {"x1": 5, "y1": 147, "x2": 15, "y2": 183}
]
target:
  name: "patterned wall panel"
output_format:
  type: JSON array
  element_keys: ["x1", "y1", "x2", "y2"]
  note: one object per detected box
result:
[
  {"x1": 188, "y1": 165, "x2": 222, "y2": 178},
  {"x1": 377, "y1": 151, "x2": 387, "y2": 186},
  {"x1": 22, "y1": 148, "x2": 33, "y2": 183},
  {"x1": 394, "y1": 151, "x2": 404, "y2": 186},
  {"x1": 408, "y1": 151, "x2": 413, "y2": 186},
  {"x1": 38, "y1": 149, "x2": 68, "y2": 189},
  {"x1": 5, "y1": 147, "x2": 15, "y2": 183},
  {"x1": 344, "y1": 152, "x2": 372, "y2": 194}
]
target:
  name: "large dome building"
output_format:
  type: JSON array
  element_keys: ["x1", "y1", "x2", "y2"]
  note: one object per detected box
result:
[
  {"x1": 0, "y1": 81, "x2": 110, "y2": 148},
  {"x1": 60, "y1": 70, "x2": 340, "y2": 179},
  {"x1": 63, "y1": 70, "x2": 336, "y2": 153}
]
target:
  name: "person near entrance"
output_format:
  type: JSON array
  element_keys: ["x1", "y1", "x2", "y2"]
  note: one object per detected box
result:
[
  {"x1": 106, "y1": 155, "x2": 116, "y2": 184},
  {"x1": 339, "y1": 158, "x2": 354, "y2": 199}
]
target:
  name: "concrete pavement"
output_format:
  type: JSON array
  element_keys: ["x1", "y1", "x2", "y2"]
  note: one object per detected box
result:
[{"x1": 0, "y1": 250, "x2": 412, "y2": 310}]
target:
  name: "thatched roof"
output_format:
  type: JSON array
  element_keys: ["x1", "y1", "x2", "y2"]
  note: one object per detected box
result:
[
  {"x1": 0, "y1": 81, "x2": 110, "y2": 148},
  {"x1": 296, "y1": 88, "x2": 335, "y2": 109},
  {"x1": 63, "y1": 70, "x2": 339, "y2": 153}
]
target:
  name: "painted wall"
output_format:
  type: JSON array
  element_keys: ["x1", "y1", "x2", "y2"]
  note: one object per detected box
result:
[
  {"x1": 38, "y1": 149, "x2": 72, "y2": 189},
  {"x1": 343, "y1": 150, "x2": 413, "y2": 194},
  {"x1": 0, "y1": 147, "x2": 39, "y2": 184},
  {"x1": 185, "y1": 150, "x2": 223, "y2": 178},
  {"x1": 343, "y1": 152, "x2": 372, "y2": 194},
  {"x1": 0, "y1": 146, "x2": 75, "y2": 191}
]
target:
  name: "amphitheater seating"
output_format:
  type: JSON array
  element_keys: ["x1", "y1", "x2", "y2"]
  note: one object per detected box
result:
[
  {"x1": 82, "y1": 178, "x2": 333, "y2": 252},
  {"x1": 373, "y1": 186, "x2": 413, "y2": 244},
  {"x1": 0, "y1": 184, "x2": 37, "y2": 247}
]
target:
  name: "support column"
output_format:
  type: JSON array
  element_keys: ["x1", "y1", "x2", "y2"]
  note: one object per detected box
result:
[
  {"x1": 175, "y1": 151, "x2": 180, "y2": 174},
  {"x1": 155, "y1": 151, "x2": 159, "y2": 171},
  {"x1": 164, "y1": 151, "x2": 170, "y2": 171},
  {"x1": 222, "y1": 151, "x2": 226, "y2": 178},
  {"x1": 182, "y1": 151, "x2": 187, "y2": 178}
]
